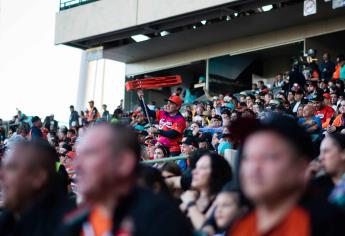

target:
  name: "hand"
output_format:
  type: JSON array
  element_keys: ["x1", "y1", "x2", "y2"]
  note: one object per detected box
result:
[
  {"x1": 137, "y1": 89, "x2": 144, "y2": 99},
  {"x1": 148, "y1": 127, "x2": 158, "y2": 134},
  {"x1": 181, "y1": 190, "x2": 198, "y2": 205},
  {"x1": 305, "y1": 160, "x2": 322, "y2": 181},
  {"x1": 327, "y1": 126, "x2": 336, "y2": 133}
]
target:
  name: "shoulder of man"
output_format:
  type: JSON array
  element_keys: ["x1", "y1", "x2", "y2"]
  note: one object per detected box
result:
[
  {"x1": 300, "y1": 197, "x2": 345, "y2": 235},
  {"x1": 126, "y1": 187, "x2": 193, "y2": 236},
  {"x1": 62, "y1": 203, "x2": 90, "y2": 227}
]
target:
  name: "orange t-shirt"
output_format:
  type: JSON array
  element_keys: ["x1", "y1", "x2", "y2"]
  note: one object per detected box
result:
[
  {"x1": 81, "y1": 206, "x2": 112, "y2": 236},
  {"x1": 229, "y1": 206, "x2": 311, "y2": 236},
  {"x1": 333, "y1": 65, "x2": 341, "y2": 80}
]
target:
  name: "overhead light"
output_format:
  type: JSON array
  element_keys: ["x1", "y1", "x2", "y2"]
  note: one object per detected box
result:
[
  {"x1": 192, "y1": 25, "x2": 197, "y2": 29},
  {"x1": 200, "y1": 20, "x2": 207, "y2": 25},
  {"x1": 160, "y1": 31, "x2": 170, "y2": 37},
  {"x1": 261, "y1": 4, "x2": 273, "y2": 12},
  {"x1": 234, "y1": 12, "x2": 238, "y2": 17},
  {"x1": 131, "y1": 34, "x2": 150, "y2": 42},
  {"x1": 226, "y1": 16, "x2": 231, "y2": 21}
]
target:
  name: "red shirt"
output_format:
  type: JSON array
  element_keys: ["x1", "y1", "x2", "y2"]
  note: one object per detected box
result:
[
  {"x1": 315, "y1": 105, "x2": 334, "y2": 124},
  {"x1": 156, "y1": 110, "x2": 186, "y2": 153},
  {"x1": 229, "y1": 206, "x2": 310, "y2": 236}
]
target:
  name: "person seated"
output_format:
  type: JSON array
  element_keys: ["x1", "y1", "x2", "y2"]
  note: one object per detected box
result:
[
  {"x1": 201, "y1": 182, "x2": 247, "y2": 236},
  {"x1": 311, "y1": 94, "x2": 335, "y2": 129},
  {"x1": 0, "y1": 140, "x2": 75, "y2": 235},
  {"x1": 180, "y1": 152, "x2": 232, "y2": 230},
  {"x1": 298, "y1": 104, "x2": 322, "y2": 142}
]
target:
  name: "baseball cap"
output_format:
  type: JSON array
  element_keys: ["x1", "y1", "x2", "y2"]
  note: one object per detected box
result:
[
  {"x1": 309, "y1": 93, "x2": 323, "y2": 102},
  {"x1": 180, "y1": 137, "x2": 198, "y2": 148},
  {"x1": 323, "y1": 93, "x2": 331, "y2": 100},
  {"x1": 166, "y1": 95, "x2": 183, "y2": 106}
]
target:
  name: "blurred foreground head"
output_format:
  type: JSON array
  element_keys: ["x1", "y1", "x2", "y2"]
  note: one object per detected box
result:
[
  {"x1": 233, "y1": 114, "x2": 313, "y2": 205},
  {"x1": 0, "y1": 140, "x2": 57, "y2": 213},
  {"x1": 76, "y1": 123, "x2": 140, "y2": 203}
]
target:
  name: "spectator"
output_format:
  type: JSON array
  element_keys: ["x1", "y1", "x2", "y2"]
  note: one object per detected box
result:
[
  {"x1": 319, "y1": 52, "x2": 335, "y2": 81},
  {"x1": 29, "y1": 116, "x2": 43, "y2": 140},
  {"x1": 327, "y1": 100, "x2": 345, "y2": 133},
  {"x1": 152, "y1": 145, "x2": 170, "y2": 170},
  {"x1": 290, "y1": 89, "x2": 305, "y2": 114},
  {"x1": 180, "y1": 152, "x2": 231, "y2": 229},
  {"x1": 101, "y1": 104, "x2": 110, "y2": 121},
  {"x1": 86, "y1": 100, "x2": 100, "y2": 123},
  {"x1": 69, "y1": 105, "x2": 79, "y2": 128},
  {"x1": 298, "y1": 104, "x2": 322, "y2": 142},
  {"x1": 273, "y1": 73, "x2": 285, "y2": 88},
  {"x1": 0, "y1": 140, "x2": 75, "y2": 235},
  {"x1": 333, "y1": 55, "x2": 345, "y2": 80},
  {"x1": 312, "y1": 94, "x2": 335, "y2": 128},
  {"x1": 324, "y1": 134, "x2": 345, "y2": 211},
  {"x1": 61, "y1": 123, "x2": 193, "y2": 236},
  {"x1": 330, "y1": 92, "x2": 339, "y2": 111},
  {"x1": 138, "y1": 90, "x2": 186, "y2": 156},
  {"x1": 229, "y1": 114, "x2": 345, "y2": 236},
  {"x1": 202, "y1": 183, "x2": 247, "y2": 236}
]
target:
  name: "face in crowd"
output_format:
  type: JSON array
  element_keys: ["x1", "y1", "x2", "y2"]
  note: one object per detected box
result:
[
  {"x1": 240, "y1": 131, "x2": 308, "y2": 204},
  {"x1": 303, "y1": 104, "x2": 314, "y2": 118},
  {"x1": 153, "y1": 147, "x2": 166, "y2": 160},
  {"x1": 214, "y1": 192, "x2": 241, "y2": 230},
  {"x1": 191, "y1": 155, "x2": 211, "y2": 191},
  {"x1": 165, "y1": 101, "x2": 179, "y2": 114},
  {"x1": 319, "y1": 136, "x2": 345, "y2": 178},
  {"x1": 75, "y1": 125, "x2": 138, "y2": 203}
]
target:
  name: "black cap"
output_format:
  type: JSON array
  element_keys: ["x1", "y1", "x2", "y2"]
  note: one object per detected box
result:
[
  {"x1": 31, "y1": 116, "x2": 41, "y2": 123},
  {"x1": 309, "y1": 93, "x2": 323, "y2": 102},
  {"x1": 181, "y1": 137, "x2": 198, "y2": 148}
]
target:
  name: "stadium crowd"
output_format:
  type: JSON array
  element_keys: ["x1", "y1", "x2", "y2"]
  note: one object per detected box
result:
[{"x1": 0, "y1": 52, "x2": 345, "y2": 235}]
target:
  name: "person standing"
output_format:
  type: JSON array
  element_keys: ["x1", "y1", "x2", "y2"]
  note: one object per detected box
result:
[
  {"x1": 87, "y1": 100, "x2": 100, "y2": 123},
  {"x1": 69, "y1": 105, "x2": 79, "y2": 128},
  {"x1": 101, "y1": 104, "x2": 110, "y2": 121},
  {"x1": 137, "y1": 90, "x2": 186, "y2": 156},
  {"x1": 29, "y1": 116, "x2": 43, "y2": 140}
]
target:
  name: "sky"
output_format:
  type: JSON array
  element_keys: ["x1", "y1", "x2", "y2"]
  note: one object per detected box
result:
[{"x1": 0, "y1": 0, "x2": 125, "y2": 124}]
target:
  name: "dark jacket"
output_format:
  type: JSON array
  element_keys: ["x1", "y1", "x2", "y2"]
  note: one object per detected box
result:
[
  {"x1": 60, "y1": 187, "x2": 193, "y2": 236},
  {"x1": 0, "y1": 188, "x2": 75, "y2": 236}
]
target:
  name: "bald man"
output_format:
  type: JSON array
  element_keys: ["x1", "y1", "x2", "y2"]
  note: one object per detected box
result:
[
  {"x1": 60, "y1": 123, "x2": 192, "y2": 236},
  {"x1": 0, "y1": 140, "x2": 75, "y2": 236}
]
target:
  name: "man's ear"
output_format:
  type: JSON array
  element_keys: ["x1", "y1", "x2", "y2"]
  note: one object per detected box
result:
[
  {"x1": 31, "y1": 168, "x2": 49, "y2": 190},
  {"x1": 116, "y1": 152, "x2": 137, "y2": 177}
]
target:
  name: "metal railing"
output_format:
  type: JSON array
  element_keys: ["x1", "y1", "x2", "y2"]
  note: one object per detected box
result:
[
  {"x1": 142, "y1": 156, "x2": 188, "y2": 164},
  {"x1": 60, "y1": 0, "x2": 99, "y2": 11}
]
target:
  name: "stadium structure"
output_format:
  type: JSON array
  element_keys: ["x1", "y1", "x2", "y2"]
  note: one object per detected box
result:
[{"x1": 55, "y1": 0, "x2": 345, "y2": 110}]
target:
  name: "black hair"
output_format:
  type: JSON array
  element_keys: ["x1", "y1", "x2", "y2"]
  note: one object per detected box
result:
[
  {"x1": 221, "y1": 108, "x2": 231, "y2": 116},
  {"x1": 137, "y1": 165, "x2": 170, "y2": 196},
  {"x1": 206, "y1": 152, "x2": 232, "y2": 195},
  {"x1": 161, "y1": 162, "x2": 182, "y2": 176},
  {"x1": 154, "y1": 145, "x2": 170, "y2": 157}
]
